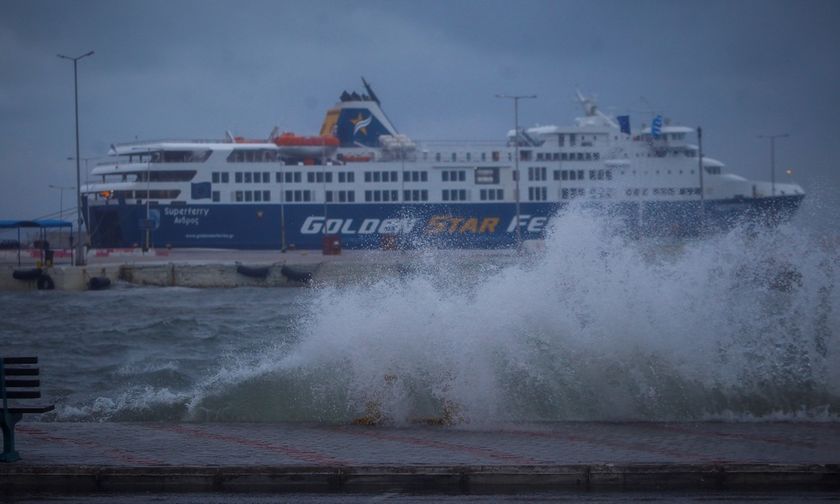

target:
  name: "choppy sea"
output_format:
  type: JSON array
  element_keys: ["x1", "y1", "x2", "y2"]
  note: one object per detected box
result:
[{"x1": 1, "y1": 209, "x2": 838, "y2": 425}]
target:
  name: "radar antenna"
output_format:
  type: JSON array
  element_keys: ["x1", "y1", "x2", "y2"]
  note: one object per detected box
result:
[
  {"x1": 576, "y1": 89, "x2": 598, "y2": 117},
  {"x1": 575, "y1": 89, "x2": 619, "y2": 129},
  {"x1": 362, "y1": 76, "x2": 380, "y2": 105},
  {"x1": 360, "y1": 77, "x2": 399, "y2": 134}
]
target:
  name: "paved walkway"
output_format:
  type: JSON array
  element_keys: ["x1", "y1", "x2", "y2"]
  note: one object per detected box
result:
[{"x1": 3, "y1": 422, "x2": 839, "y2": 493}]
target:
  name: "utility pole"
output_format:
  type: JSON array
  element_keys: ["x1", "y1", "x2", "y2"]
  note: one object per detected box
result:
[
  {"x1": 57, "y1": 50, "x2": 94, "y2": 266},
  {"x1": 758, "y1": 133, "x2": 789, "y2": 196},
  {"x1": 495, "y1": 94, "x2": 536, "y2": 249}
]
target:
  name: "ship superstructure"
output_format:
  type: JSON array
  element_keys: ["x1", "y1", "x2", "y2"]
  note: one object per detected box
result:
[{"x1": 81, "y1": 79, "x2": 804, "y2": 250}]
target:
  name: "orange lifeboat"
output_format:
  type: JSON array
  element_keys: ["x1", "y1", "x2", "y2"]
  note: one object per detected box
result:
[
  {"x1": 274, "y1": 133, "x2": 339, "y2": 159},
  {"x1": 272, "y1": 133, "x2": 339, "y2": 159},
  {"x1": 274, "y1": 133, "x2": 339, "y2": 147}
]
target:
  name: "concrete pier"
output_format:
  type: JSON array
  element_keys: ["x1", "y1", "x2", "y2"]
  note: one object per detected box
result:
[
  {"x1": 0, "y1": 249, "x2": 521, "y2": 290},
  {"x1": 2, "y1": 422, "x2": 838, "y2": 494}
]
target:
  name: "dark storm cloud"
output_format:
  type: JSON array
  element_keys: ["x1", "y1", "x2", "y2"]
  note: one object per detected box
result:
[{"x1": 1, "y1": 0, "x2": 839, "y2": 221}]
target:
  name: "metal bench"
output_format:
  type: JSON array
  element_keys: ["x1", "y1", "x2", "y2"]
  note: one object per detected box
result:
[{"x1": 1, "y1": 357, "x2": 54, "y2": 462}]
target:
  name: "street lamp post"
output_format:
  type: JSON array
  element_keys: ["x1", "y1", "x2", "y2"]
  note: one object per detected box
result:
[
  {"x1": 697, "y1": 127, "x2": 705, "y2": 233},
  {"x1": 68, "y1": 157, "x2": 93, "y2": 250},
  {"x1": 49, "y1": 184, "x2": 73, "y2": 250},
  {"x1": 495, "y1": 94, "x2": 536, "y2": 250},
  {"x1": 58, "y1": 50, "x2": 94, "y2": 266},
  {"x1": 144, "y1": 162, "x2": 151, "y2": 252},
  {"x1": 758, "y1": 133, "x2": 789, "y2": 197},
  {"x1": 322, "y1": 138, "x2": 328, "y2": 253}
]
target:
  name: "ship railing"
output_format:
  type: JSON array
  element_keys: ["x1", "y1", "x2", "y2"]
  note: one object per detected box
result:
[
  {"x1": 112, "y1": 138, "x2": 231, "y2": 148},
  {"x1": 95, "y1": 157, "x2": 142, "y2": 166},
  {"x1": 413, "y1": 139, "x2": 507, "y2": 150}
]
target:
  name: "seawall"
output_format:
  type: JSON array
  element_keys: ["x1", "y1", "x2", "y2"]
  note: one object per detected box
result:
[{"x1": 0, "y1": 248, "x2": 522, "y2": 291}]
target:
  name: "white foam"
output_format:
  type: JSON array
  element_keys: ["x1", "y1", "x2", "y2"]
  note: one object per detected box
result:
[
  {"x1": 276, "y1": 207, "x2": 840, "y2": 423},
  {"x1": 63, "y1": 206, "x2": 839, "y2": 424}
]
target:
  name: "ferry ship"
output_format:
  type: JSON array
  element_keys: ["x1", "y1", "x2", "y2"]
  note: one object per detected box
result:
[{"x1": 82, "y1": 79, "x2": 805, "y2": 250}]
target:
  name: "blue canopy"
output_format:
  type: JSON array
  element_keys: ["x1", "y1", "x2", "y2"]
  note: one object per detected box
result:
[{"x1": 0, "y1": 219, "x2": 73, "y2": 229}]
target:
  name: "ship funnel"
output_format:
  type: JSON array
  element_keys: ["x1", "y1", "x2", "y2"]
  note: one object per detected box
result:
[{"x1": 320, "y1": 78, "x2": 399, "y2": 148}]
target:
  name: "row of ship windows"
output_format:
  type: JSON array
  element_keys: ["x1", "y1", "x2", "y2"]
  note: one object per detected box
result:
[
  {"x1": 480, "y1": 189, "x2": 504, "y2": 201},
  {"x1": 510, "y1": 168, "x2": 615, "y2": 182},
  {"x1": 229, "y1": 190, "x2": 361, "y2": 203},
  {"x1": 217, "y1": 188, "x2": 608, "y2": 203},
  {"x1": 557, "y1": 133, "x2": 595, "y2": 147},
  {"x1": 110, "y1": 188, "x2": 537, "y2": 204},
  {"x1": 626, "y1": 187, "x2": 702, "y2": 197},
  {"x1": 220, "y1": 189, "x2": 502, "y2": 203},
  {"x1": 115, "y1": 185, "x2": 702, "y2": 204},
  {"x1": 213, "y1": 171, "x2": 359, "y2": 184},
  {"x1": 227, "y1": 149, "x2": 282, "y2": 163},
  {"x1": 428, "y1": 146, "x2": 604, "y2": 163},
  {"x1": 441, "y1": 170, "x2": 467, "y2": 182},
  {"x1": 210, "y1": 167, "x2": 705, "y2": 189},
  {"x1": 555, "y1": 169, "x2": 614, "y2": 181},
  {"x1": 433, "y1": 152, "x2": 505, "y2": 163},
  {"x1": 442, "y1": 189, "x2": 468, "y2": 201},
  {"x1": 619, "y1": 169, "x2": 697, "y2": 176},
  {"x1": 211, "y1": 169, "x2": 474, "y2": 185},
  {"x1": 227, "y1": 150, "x2": 493, "y2": 164},
  {"x1": 230, "y1": 190, "x2": 273, "y2": 202},
  {"x1": 218, "y1": 187, "x2": 701, "y2": 203},
  {"x1": 366, "y1": 189, "x2": 500, "y2": 202},
  {"x1": 365, "y1": 190, "x2": 400, "y2": 202},
  {"x1": 635, "y1": 150, "x2": 697, "y2": 159},
  {"x1": 559, "y1": 188, "x2": 622, "y2": 199},
  {"x1": 425, "y1": 150, "x2": 606, "y2": 163},
  {"x1": 214, "y1": 168, "x2": 522, "y2": 186},
  {"x1": 528, "y1": 167, "x2": 547, "y2": 181},
  {"x1": 560, "y1": 187, "x2": 701, "y2": 199},
  {"x1": 528, "y1": 187, "x2": 549, "y2": 201},
  {"x1": 213, "y1": 170, "x2": 437, "y2": 185},
  {"x1": 147, "y1": 166, "x2": 704, "y2": 188},
  {"x1": 207, "y1": 169, "x2": 699, "y2": 193},
  {"x1": 143, "y1": 150, "x2": 505, "y2": 165},
  {"x1": 535, "y1": 151, "x2": 601, "y2": 162}
]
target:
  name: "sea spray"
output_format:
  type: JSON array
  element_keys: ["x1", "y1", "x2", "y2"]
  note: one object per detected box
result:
[
  {"x1": 232, "y1": 208, "x2": 838, "y2": 424},
  {"x1": 24, "y1": 207, "x2": 838, "y2": 423}
]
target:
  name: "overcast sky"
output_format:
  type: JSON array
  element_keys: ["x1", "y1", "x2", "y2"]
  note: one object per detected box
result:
[{"x1": 1, "y1": 0, "x2": 839, "y2": 225}]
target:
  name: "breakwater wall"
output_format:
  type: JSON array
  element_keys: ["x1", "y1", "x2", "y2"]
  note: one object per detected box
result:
[
  {"x1": 0, "y1": 252, "x2": 517, "y2": 291},
  {"x1": 0, "y1": 262, "x2": 317, "y2": 290}
]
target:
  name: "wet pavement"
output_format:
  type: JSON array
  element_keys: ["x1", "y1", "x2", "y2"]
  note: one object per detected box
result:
[
  {"x1": 5, "y1": 491, "x2": 839, "y2": 503},
  {"x1": 2, "y1": 421, "x2": 839, "y2": 494}
]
